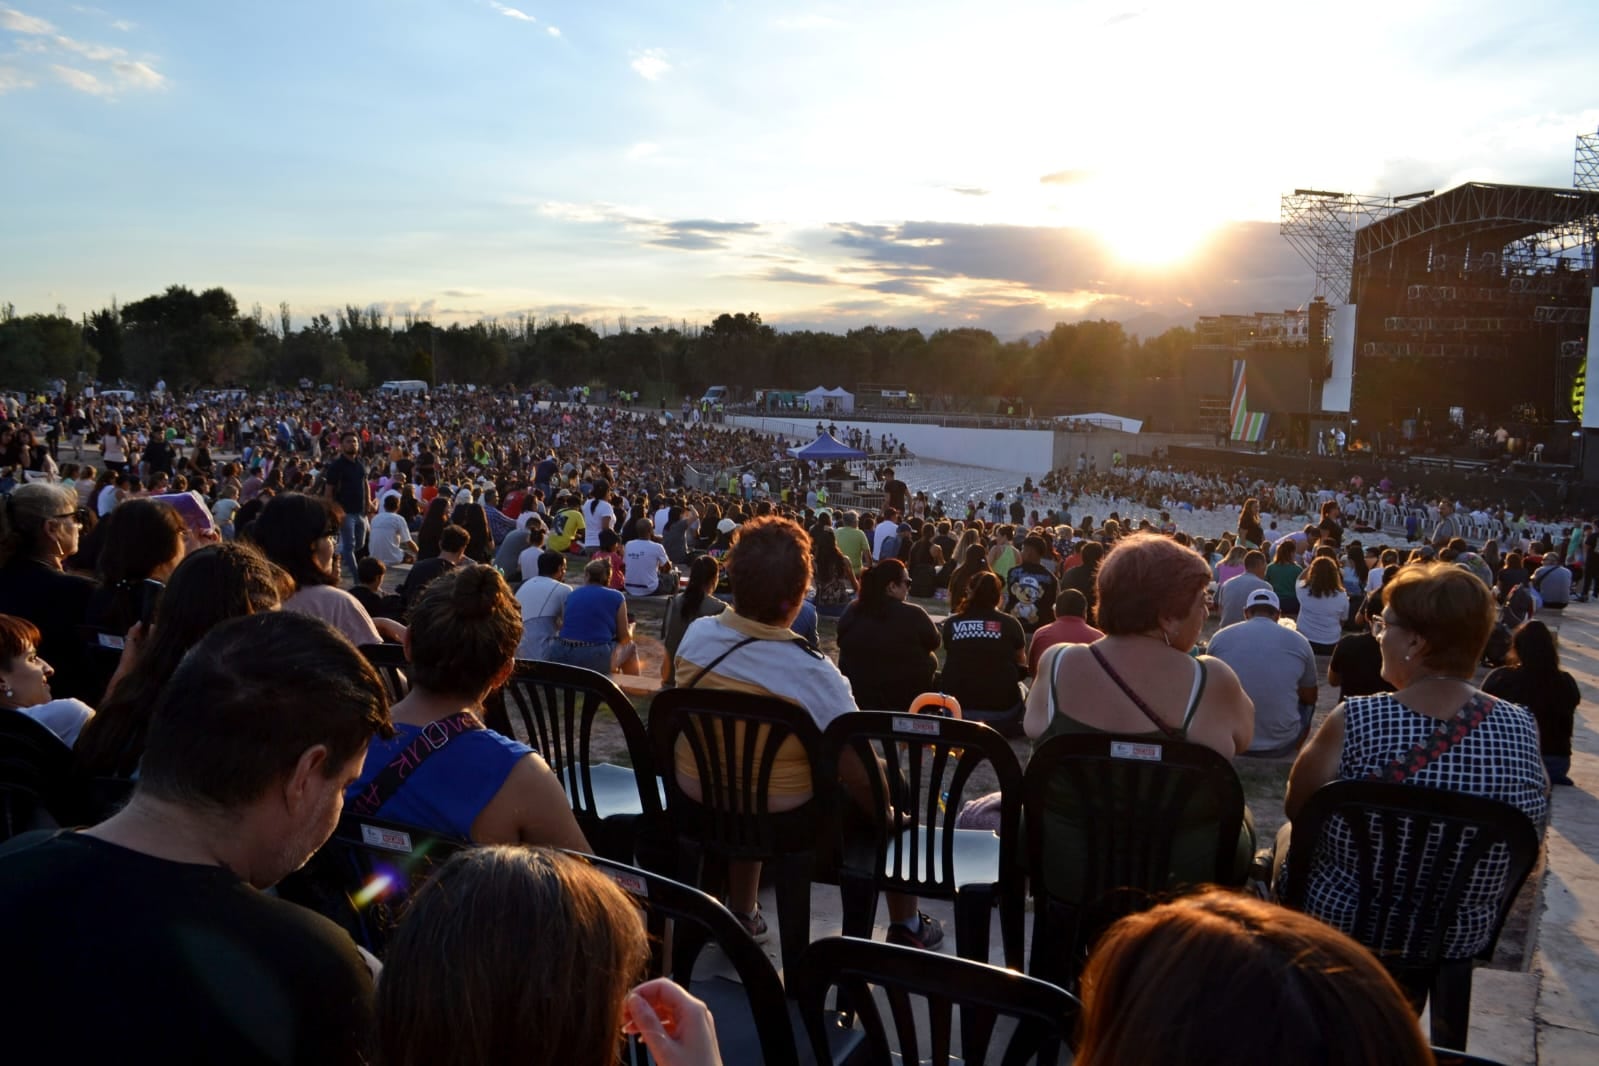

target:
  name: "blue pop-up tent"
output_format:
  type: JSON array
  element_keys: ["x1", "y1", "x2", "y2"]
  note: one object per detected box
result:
[{"x1": 788, "y1": 433, "x2": 867, "y2": 460}]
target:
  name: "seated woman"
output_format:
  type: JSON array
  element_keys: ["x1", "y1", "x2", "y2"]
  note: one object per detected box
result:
[
  {"x1": 0, "y1": 614, "x2": 95, "y2": 746},
  {"x1": 836, "y1": 559, "x2": 940, "y2": 711},
  {"x1": 1483, "y1": 620, "x2": 1580, "y2": 787},
  {"x1": 1266, "y1": 539, "x2": 1303, "y2": 617},
  {"x1": 1075, "y1": 890, "x2": 1432, "y2": 1066},
  {"x1": 1277, "y1": 563, "x2": 1548, "y2": 993},
  {"x1": 811, "y1": 527, "x2": 858, "y2": 619},
  {"x1": 376, "y1": 847, "x2": 721, "y2": 1066},
  {"x1": 0, "y1": 482, "x2": 96, "y2": 705},
  {"x1": 547, "y1": 557, "x2": 640, "y2": 676},
  {"x1": 1024, "y1": 532, "x2": 1256, "y2": 900},
  {"x1": 945, "y1": 543, "x2": 990, "y2": 613},
  {"x1": 74, "y1": 542, "x2": 286, "y2": 780},
  {"x1": 660, "y1": 555, "x2": 727, "y2": 685},
  {"x1": 248, "y1": 493, "x2": 405, "y2": 647},
  {"x1": 347, "y1": 564, "x2": 591, "y2": 849},
  {"x1": 84, "y1": 498, "x2": 187, "y2": 637},
  {"x1": 1294, "y1": 556, "x2": 1348, "y2": 655},
  {"x1": 938, "y1": 572, "x2": 1028, "y2": 728}
]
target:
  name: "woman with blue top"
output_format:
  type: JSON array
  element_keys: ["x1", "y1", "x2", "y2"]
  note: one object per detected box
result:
[
  {"x1": 346, "y1": 563, "x2": 590, "y2": 849},
  {"x1": 548, "y1": 556, "x2": 641, "y2": 676}
]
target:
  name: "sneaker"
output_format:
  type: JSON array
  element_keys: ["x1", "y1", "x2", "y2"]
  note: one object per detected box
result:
[
  {"x1": 886, "y1": 912, "x2": 945, "y2": 951},
  {"x1": 733, "y1": 905, "x2": 770, "y2": 944}
]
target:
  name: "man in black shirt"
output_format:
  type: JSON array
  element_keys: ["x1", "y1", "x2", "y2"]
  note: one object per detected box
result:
[
  {"x1": 324, "y1": 430, "x2": 372, "y2": 583},
  {"x1": 1005, "y1": 534, "x2": 1059, "y2": 633},
  {"x1": 400, "y1": 523, "x2": 470, "y2": 611},
  {"x1": 0, "y1": 612, "x2": 393, "y2": 1065}
]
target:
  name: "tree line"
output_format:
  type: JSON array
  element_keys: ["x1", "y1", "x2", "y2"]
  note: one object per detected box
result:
[{"x1": 0, "y1": 285, "x2": 1198, "y2": 409}]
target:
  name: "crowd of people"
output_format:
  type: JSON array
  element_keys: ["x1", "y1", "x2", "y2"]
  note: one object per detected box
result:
[{"x1": 0, "y1": 382, "x2": 1584, "y2": 1063}]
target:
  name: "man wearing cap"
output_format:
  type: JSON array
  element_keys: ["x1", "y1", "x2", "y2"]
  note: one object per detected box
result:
[{"x1": 1208, "y1": 587, "x2": 1319, "y2": 758}]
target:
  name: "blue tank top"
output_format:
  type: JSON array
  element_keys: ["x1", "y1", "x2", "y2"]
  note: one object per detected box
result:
[
  {"x1": 560, "y1": 584, "x2": 624, "y2": 643},
  {"x1": 345, "y1": 723, "x2": 531, "y2": 841}
]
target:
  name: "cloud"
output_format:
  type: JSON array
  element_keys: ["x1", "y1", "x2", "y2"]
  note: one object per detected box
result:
[
  {"x1": 626, "y1": 141, "x2": 659, "y2": 160},
  {"x1": 546, "y1": 26, "x2": 560, "y2": 37},
  {"x1": 1101, "y1": 11, "x2": 1143, "y2": 27},
  {"x1": 50, "y1": 63, "x2": 108, "y2": 95},
  {"x1": 538, "y1": 202, "x2": 765, "y2": 252},
  {"x1": 487, "y1": 2, "x2": 536, "y2": 23},
  {"x1": 758, "y1": 267, "x2": 840, "y2": 285},
  {"x1": 0, "y1": 64, "x2": 32, "y2": 91},
  {"x1": 0, "y1": 7, "x2": 52, "y2": 34},
  {"x1": 110, "y1": 19, "x2": 134, "y2": 31},
  {"x1": 630, "y1": 48, "x2": 670, "y2": 80},
  {"x1": 1040, "y1": 169, "x2": 1090, "y2": 186},
  {"x1": 111, "y1": 59, "x2": 163, "y2": 89},
  {"x1": 441, "y1": 288, "x2": 485, "y2": 298},
  {"x1": 53, "y1": 33, "x2": 122, "y2": 61},
  {"x1": 949, "y1": 186, "x2": 989, "y2": 197}
]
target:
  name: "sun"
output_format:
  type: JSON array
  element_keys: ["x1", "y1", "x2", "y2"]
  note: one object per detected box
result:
[{"x1": 1059, "y1": 178, "x2": 1225, "y2": 270}]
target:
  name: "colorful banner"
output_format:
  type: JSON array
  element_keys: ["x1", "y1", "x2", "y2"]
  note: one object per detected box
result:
[{"x1": 1229, "y1": 360, "x2": 1269, "y2": 442}]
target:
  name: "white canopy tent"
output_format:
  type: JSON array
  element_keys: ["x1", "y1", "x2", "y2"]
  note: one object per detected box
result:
[{"x1": 803, "y1": 386, "x2": 855, "y2": 414}]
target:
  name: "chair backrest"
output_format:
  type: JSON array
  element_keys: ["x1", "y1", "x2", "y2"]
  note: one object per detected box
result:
[
  {"x1": 648, "y1": 687, "x2": 826, "y2": 858},
  {"x1": 820, "y1": 711, "x2": 1022, "y2": 898},
  {"x1": 1023, "y1": 731, "x2": 1246, "y2": 929},
  {"x1": 792, "y1": 936, "x2": 1080, "y2": 1066},
  {"x1": 276, "y1": 813, "x2": 470, "y2": 956},
  {"x1": 501, "y1": 659, "x2": 660, "y2": 828},
  {"x1": 0, "y1": 709, "x2": 79, "y2": 842},
  {"x1": 1280, "y1": 780, "x2": 1541, "y2": 965},
  {"x1": 359, "y1": 642, "x2": 411, "y2": 705},
  {"x1": 569, "y1": 852, "x2": 799, "y2": 1066}
]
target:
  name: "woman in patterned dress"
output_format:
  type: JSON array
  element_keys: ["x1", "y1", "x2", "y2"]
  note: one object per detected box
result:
[{"x1": 1275, "y1": 563, "x2": 1547, "y2": 995}]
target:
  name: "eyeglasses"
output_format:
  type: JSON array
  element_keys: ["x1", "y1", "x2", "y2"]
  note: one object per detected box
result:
[
  {"x1": 52, "y1": 510, "x2": 87, "y2": 525},
  {"x1": 1370, "y1": 615, "x2": 1407, "y2": 637}
]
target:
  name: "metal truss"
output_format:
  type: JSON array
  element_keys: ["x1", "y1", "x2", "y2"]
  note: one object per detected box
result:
[
  {"x1": 1280, "y1": 191, "x2": 1398, "y2": 302},
  {"x1": 1352, "y1": 183, "x2": 1599, "y2": 266},
  {"x1": 1578, "y1": 130, "x2": 1599, "y2": 191}
]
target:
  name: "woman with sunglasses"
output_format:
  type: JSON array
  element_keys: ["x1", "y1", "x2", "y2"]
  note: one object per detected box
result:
[
  {"x1": 836, "y1": 558, "x2": 939, "y2": 712},
  {"x1": 0, "y1": 483, "x2": 97, "y2": 703}
]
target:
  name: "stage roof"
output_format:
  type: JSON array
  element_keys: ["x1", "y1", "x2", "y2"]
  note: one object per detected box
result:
[{"x1": 1353, "y1": 182, "x2": 1599, "y2": 264}]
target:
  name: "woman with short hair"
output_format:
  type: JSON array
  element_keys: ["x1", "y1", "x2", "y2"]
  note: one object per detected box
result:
[
  {"x1": 1025, "y1": 532, "x2": 1257, "y2": 898},
  {"x1": 0, "y1": 482, "x2": 95, "y2": 704},
  {"x1": 1280, "y1": 563, "x2": 1548, "y2": 986}
]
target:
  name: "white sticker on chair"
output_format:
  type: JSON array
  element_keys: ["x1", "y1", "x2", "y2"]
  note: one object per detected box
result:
[
  {"x1": 1110, "y1": 741, "x2": 1162, "y2": 762},
  {"x1": 893, "y1": 717, "x2": 942, "y2": 736},
  {"x1": 361, "y1": 824, "x2": 413, "y2": 852},
  {"x1": 611, "y1": 871, "x2": 650, "y2": 898}
]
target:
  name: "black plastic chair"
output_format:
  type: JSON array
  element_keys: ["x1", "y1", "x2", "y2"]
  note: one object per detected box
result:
[
  {"x1": 500, "y1": 659, "x2": 663, "y2": 864},
  {"x1": 359, "y1": 642, "x2": 411, "y2": 705},
  {"x1": 1279, "y1": 780, "x2": 1541, "y2": 1051},
  {"x1": 569, "y1": 852, "x2": 802, "y2": 1066},
  {"x1": 1022, "y1": 731, "x2": 1247, "y2": 987},
  {"x1": 819, "y1": 711, "x2": 1025, "y2": 968},
  {"x1": 792, "y1": 936, "x2": 1081, "y2": 1066},
  {"x1": 648, "y1": 687, "x2": 830, "y2": 979},
  {"x1": 0, "y1": 708, "x2": 83, "y2": 842},
  {"x1": 276, "y1": 813, "x2": 471, "y2": 956}
]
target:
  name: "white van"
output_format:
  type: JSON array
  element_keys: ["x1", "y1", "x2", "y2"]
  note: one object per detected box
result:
[
  {"x1": 379, "y1": 380, "x2": 429, "y2": 395},
  {"x1": 700, "y1": 385, "x2": 729, "y2": 405},
  {"x1": 99, "y1": 388, "x2": 138, "y2": 402}
]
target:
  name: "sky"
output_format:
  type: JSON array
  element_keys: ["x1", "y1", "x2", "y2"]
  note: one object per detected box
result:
[{"x1": 3, "y1": 0, "x2": 1598, "y2": 339}]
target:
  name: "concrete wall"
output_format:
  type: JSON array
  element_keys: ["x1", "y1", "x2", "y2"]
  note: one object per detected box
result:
[
  {"x1": 1053, "y1": 430, "x2": 1215, "y2": 474},
  {"x1": 727, "y1": 414, "x2": 1058, "y2": 474}
]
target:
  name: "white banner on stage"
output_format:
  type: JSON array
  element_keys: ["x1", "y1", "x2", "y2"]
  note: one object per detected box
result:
[{"x1": 1320, "y1": 303, "x2": 1356, "y2": 413}]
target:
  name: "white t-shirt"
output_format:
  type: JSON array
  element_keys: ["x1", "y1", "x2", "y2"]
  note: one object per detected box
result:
[
  {"x1": 873, "y1": 521, "x2": 898, "y2": 558},
  {"x1": 515, "y1": 576, "x2": 572, "y2": 623},
  {"x1": 369, "y1": 511, "x2": 413, "y2": 565},
  {"x1": 22, "y1": 698, "x2": 95, "y2": 747},
  {"x1": 96, "y1": 484, "x2": 120, "y2": 517},
  {"x1": 581, "y1": 499, "x2": 614, "y2": 551},
  {"x1": 622, "y1": 539, "x2": 671, "y2": 595},
  {"x1": 517, "y1": 545, "x2": 550, "y2": 586}
]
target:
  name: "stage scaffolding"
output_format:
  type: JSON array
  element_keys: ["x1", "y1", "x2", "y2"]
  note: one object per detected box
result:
[{"x1": 1279, "y1": 190, "x2": 1400, "y2": 303}]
